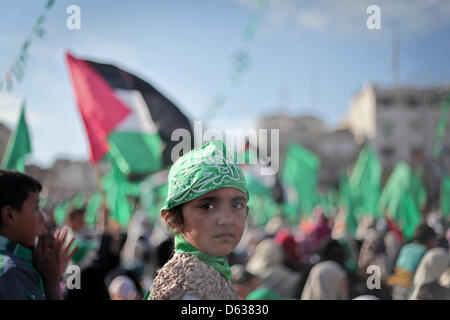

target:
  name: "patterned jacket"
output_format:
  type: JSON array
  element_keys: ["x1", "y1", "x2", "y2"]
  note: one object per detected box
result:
[{"x1": 148, "y1": 253, "x2": 238, "y2": 300}]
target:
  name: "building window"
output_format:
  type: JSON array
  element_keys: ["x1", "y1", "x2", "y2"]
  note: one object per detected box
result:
[
  {"x1": 381, "y1": 146, "x2": 395, "y2": 158},
  {"x1": 405, "y1": 96, "x2": 420, "y2": 108},
  {"x1": 381, "y1": 122, "x2": 393, "y2": 138},
  {"x1": 409, "y1": 119, "x2": 422, "y2": 132},
  {"x1": 377, "y1": 96, "x2": 395, "y2": 108},
  {"x1": 429, "y1": 93, "x2": 442, "y2": 107}
]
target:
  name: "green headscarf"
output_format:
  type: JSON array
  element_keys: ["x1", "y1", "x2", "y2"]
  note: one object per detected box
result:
[
  {"x1": 161, "y1": 140, "x2": 248, "y2": 211},
  {"x1": 162, "y1": 140, "x2": 248, "y2": 280}
]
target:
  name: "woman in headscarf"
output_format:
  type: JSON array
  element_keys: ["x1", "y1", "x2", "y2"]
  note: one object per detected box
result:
[
  {"x1": 274, "y1": 228, "x2": 301, "y2": 271},
  {"x1": 120, "y1": 211, "x2": 153, "y2": 277},
  {"x1": 408, "y1": 247, "x2": 450, "y2": 300},
  {"x1": 300, "y1": 260, "x2": 348, "y2": 300},
  {"x1": 246, "y1": 238, "x2": 301, "y2": 299},
  {"x1": 146, "y1": 140, "x2": 249, "y2": 300}
]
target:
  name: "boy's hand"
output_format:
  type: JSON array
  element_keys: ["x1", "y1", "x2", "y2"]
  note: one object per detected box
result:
[
  {"x1": 53, "y1": 228, "x2": 79, "y2": 278},
  {"x1": 33, "y1": 234, "x2": 59, "y2": 282},
  {"x1": 33, "y1": 229, "x2": 79, "y2": 281}
]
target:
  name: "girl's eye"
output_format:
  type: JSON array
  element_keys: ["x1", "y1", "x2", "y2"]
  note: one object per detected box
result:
[
  {"x1": 200, "y1": 203, "x2": 214, "y2": 210},
  {"x1": 232, "y1": 203, "x2": 244, "y2": 209}
]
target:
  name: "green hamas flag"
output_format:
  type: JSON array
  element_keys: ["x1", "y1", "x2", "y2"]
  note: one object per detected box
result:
[
  {"x1": 54, "y1": 200, "x2": 70, "y2": 225},
  {"x1": 282, "y1": 142, "x2": 320, "y2": 222},
  {"x1": 441, "y1": 175, "x2": 450, "y2": 218},
  {"x1": 349, "y1": 146, "x2": 382, "y2": 219},
  {"x1": 1, "y1": 103, "x2": 31, "y2": 172},
  {"x1": 142, "y1": 181, "x2": 168, "y2": 222},
  {"x1": 433, "y1": 92, "x2": 450, "y2": 159},
  {"x1": 101, "y1": 161, "x2": 132, "y2": 228},
  {"x1": 317, "y1": 190, "x2": 338, "y2": 219},
  {"x1": 339, "y1": 175, "x2": 358, "y2": 236},
  {"x1": 85, "y1": 191, "x2": 102, "y2": 227},
  {"x1": 378, "y1": 162, "x2": 426, "y2": 240},
  {"x1": 245, "y1": 173, "x2": 280, "y2": 227}
]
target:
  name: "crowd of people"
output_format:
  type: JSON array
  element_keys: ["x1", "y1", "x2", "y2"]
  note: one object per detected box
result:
[{"x1": 0, "y1": 140, "x2": 449, "y2": 300}]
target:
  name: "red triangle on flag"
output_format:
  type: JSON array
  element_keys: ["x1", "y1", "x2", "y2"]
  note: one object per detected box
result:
[{"x1": 65, "y1": 52, "x2": 131, "y2": 163}]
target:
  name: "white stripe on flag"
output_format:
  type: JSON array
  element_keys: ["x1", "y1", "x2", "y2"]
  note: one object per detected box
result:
[{"x1": 113, "y1": 89, "x2": 157, "y2": 134}]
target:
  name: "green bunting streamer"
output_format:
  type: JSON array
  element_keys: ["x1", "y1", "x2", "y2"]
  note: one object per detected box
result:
[
  {"x1": 1, "y1": 0, "x2": 56, "y2": 92},
  {"x1": 202, "y1": 0, "x2": 269, "y2": 121}
]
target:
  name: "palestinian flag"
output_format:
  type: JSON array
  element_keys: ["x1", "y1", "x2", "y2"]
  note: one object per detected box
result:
[{"x1": 65, "y1": 52, "x2": 193, "y2": 178}]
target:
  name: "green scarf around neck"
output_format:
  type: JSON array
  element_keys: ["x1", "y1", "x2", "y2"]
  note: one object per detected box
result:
[{"x1": 174, "y1": 233, "x2": 232, "y2": 280}]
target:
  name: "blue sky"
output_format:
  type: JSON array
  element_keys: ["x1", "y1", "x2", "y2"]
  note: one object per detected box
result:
[{"x1": 1, "y1": 0, "x2": 450, "y2": 167}]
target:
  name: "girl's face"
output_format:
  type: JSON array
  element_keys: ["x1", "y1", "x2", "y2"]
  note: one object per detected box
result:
[{"x1": 179, "y1": 187, "x2": 248, "y2": 257}]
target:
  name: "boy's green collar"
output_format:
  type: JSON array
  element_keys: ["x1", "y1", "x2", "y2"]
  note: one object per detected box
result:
[{"x1": 0, "y1": 235, "x2": 33, "y2": 261}]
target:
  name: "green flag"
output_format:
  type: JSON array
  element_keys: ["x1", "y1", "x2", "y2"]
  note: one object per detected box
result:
[
  {"x1": 378, "y1": 162, "x2": 426, "y2": 240},
  {"x1": 142, "y1": 181, "x2": 168, "y2": 222},
  {"x1": 71, "y1": 193, "x2": 85, "y2": 209},
  {"x1": 318, "y1": 190, "x2": 338, "y2": 219},
  {"x1": 282, "y1": 142, "x2": 320, "y2": 222},
  {"x1": 339, "y1": 175, "x2": 358, "y2": 236},
  {"x1": 1, "y1": 103, "x2": 31, "y2": 172},
  {"x1": 108, "y1": 131, "x2": 163, "y2": 177},
  {"x1": 245, "y1": 173, "x2": 280, "y2": 226},
  {"x1": 101, "y1": 161, "x2": 132, "y2": 228},
  {"x1": 433, "y1": 92, "x2": 450, "y2": 159},
  {"x1": 54, "y1": 200, "x2": 70, "y2": 225},
  {"x1": 349, "y1": 146, "x2": 382, "y2": 219},
  {"x1": 85, "y1": 191, "x2": 102, "y2": 227},
  {"x1": 441, "y1": 175, "x2": 450, "y2": 218}
]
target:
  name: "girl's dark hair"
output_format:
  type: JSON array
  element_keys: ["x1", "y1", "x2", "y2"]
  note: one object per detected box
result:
[{"x1": 0, "y1": 170, "x2": 42, "y2": 224}]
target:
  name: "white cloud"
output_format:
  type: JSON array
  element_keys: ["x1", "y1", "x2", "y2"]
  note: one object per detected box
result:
[{"x1": 0, "y1": 93, "x2": 64, "y2": 128}]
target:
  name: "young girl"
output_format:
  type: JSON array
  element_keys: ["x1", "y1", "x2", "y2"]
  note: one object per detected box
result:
[{"x1": 147, "y1": 140, "x2": 249, "y2": 300}]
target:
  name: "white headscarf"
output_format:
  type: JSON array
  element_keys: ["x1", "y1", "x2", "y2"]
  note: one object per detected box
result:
[
  {"x1": 108, "y1": 275, "x2": 137, "y2": 300},
  {"x1": 301, "y1": 261, "x2": 347, "y2": 300},
  {"x1": 246, "y1": 238, "x2": 300, "y2": 298},
  {"x1": 120, "y1": 211, "x2": 152, "y2": 269},
  {"x1": 409, "y1": 248, "x2": 450, "y2": 300}
]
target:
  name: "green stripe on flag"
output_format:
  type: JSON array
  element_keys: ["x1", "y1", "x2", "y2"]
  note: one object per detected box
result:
[{"x1": 108, "y1": 131, "x2": 163, "y2": 176}]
